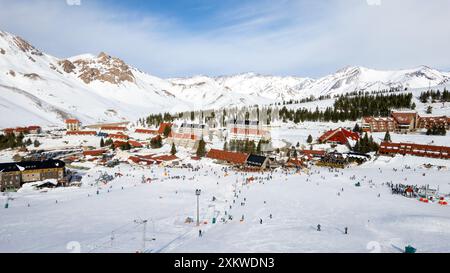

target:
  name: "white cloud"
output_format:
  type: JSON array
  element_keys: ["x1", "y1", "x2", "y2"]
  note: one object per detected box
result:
[
  {"x1": 66, "y1": 0, "x2": 81, "y2": 6},
  {"x1": 366, "y1": 0, "x2": 381, "y2": 6},
  {"x1": 0, "y1": 0, "x2": 448, "y2": 78}
]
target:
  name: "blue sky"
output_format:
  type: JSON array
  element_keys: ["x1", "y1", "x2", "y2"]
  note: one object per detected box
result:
[{"x1": 0, "y1": 0, "x2": 449, "y2": 78}]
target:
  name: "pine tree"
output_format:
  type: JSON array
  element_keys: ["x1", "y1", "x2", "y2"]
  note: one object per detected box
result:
[
  {"x1": 171, "y1": 143, "x2": 177, "y2": 155},
  {"x1": 223, "y1": 142, "x2": 228, "y2": 151},
  {"x1": 196, "y1": 138, "x2": 206, "y2": 157},
  {"x1": 256, "y1": 140, "x2": 262, "y2": 155},
  {"x1": 383, "y1": 131, "x2": 391, "y2": 142},
  {"x1": 33, "y1": 139, "x2": 40, "y2": 148},
  {"x1": 353, "y1": 123, "x2": 362, "y2": 133},
  {"x1": 163, "y1": 125, "x2": 172, "y2": 138},
  {"x1": 100, "y1": 138, "x2": 105, "y2": 147}
]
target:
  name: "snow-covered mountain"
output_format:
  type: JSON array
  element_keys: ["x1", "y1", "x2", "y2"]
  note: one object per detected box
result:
[{"x1": 1, "y1": 30, "x2": 449, "y2": 128}]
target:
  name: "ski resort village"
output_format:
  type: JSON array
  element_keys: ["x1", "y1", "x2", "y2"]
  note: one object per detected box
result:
[{"x1": 1, "y1": 30, "x2": 450, "y2": 253}]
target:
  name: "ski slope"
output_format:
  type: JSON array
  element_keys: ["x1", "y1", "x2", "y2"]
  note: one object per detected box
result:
[{"x1": 0, "y1": 154, "x2": 449, "y2": 253}]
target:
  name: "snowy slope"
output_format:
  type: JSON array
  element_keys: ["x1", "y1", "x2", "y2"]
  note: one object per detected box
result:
[
  {"x1": 0, "y1": 30, "x2": 185, "y2": 127},
  {"x1": 1, "y1": 29, "x2": 450, "y2": 128}
]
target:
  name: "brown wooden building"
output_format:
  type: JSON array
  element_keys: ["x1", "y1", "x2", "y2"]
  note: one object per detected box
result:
[
  {"x1": 379, "y1": 142, "x2": 450, "y2": 159},
  {"x1": 0, "y1": 160, "x2": 65, "y2": 192}
]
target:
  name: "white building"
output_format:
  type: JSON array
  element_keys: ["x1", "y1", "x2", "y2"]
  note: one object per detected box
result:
[{"x1": 227, "y1": 119, "x2": 271, "y2": 142}]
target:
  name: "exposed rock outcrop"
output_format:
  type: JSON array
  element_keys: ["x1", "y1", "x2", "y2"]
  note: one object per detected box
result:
[
  {"x1": 58, "y1": 59, "x2": 76, "y2": 73},
  {"x1": 13, "y1": 36, "x2": 43, "y2": 56},
  {"x1": 72, "y1": 52, "x2": 135, "y2": 84},
  {"x1": 23, "y1": 73, "x2": 42, "y2": 80}
]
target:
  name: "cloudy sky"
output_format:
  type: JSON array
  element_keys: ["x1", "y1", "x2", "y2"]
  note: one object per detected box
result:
[{"x1": 0, "y1": 0, "x2": 449, "y2": 78}]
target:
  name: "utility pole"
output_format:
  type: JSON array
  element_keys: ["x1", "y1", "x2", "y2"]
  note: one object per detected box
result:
[
  {"x1": 134, "y1": 219, "x2": 156, "y2": 253},
  {"x1": 4, "y1": 192, "x2": 10, "y2": 209},
  {"x1": 195, "y1": 189, "x2": 201, "y2": 226}
]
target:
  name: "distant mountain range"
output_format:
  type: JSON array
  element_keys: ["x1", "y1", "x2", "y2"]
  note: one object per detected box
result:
[{"x1": 1, "y1": 30, "x2": 449, "y2": 127}]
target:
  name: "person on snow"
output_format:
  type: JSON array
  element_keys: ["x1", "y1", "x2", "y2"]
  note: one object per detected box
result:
[
  {"x1": 344, "y1": 227, "x2": 348, "y2": 234},
  {"x1": 260, "y1": 219, "x2": 263, "y2": 224},
  {"x1": 199, "y1": 230, "x2": 203, "y2": 237},
  {"x1": 317, "y1": 224, "x2": 321, "y2": 231}
]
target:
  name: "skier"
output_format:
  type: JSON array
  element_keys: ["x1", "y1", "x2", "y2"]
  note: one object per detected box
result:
[
  {"x1": 260, "y1": 219, "x2": 263, "y2": 224},
  {"x1": 199, "y1": 230, "x2": 203, "y2": 237},
  {"x1": 317, "y1": 224, "x2": 321, "y2": 231},
  {"x1": 344, "y1": 227, "x2": 348, "y2": 234},
  {"x1": 269, "y1": 214, "x2": 273, "y2": 219}
]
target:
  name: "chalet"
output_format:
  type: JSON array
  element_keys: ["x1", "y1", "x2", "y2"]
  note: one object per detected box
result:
[
  {"x1": 1, "y1": 126, "x2": 42, "y2": 136},
  {"x1": 0, "y1": 160, "x2": 65, "y2": 192},
  {"x1": 285, "y1": 158, "x2": 305, "y2": 169},
  {"x1": 227, "y1": 119, "x2": 271, "y2": 142},
  {"x1": 379, "y1": 142, "x2": 450, "y2": 159},
  {"x1": 206, "y1": 149, "x2": 249, "y2": 165},
  {"x1": 316, "y1": 152, "x2": 348, "y2": 169},
  {"x1": 128, "y1": 140, "x2": 144, "y2": 148},
  {"x1": 65, "y1": 119, "x2": 81, "y2": 131},
  {"x1": 362, "y1": 117, "x2": 396, "y2": 133},
  {"x1": 108, "y1": 133, "x2": 129, "y2": 141},
  {"x1": 391, "y1": 111, "x2": 418, "y2": 133},
  {"x1": 245, "y1": 154, "x2": 270, "y2": 170},
  {"x1": 113, "y1": 140, "x2": 143, "y2": 149},
  {"x1": 417, "y1": 116, "x2": 449, "y2": 130},
  {"x1": 318, "y1": 128, "x2": 359, "y2": 146},
  {"x1": 27, "y1": 126, "x2": 42, "y2": 134}
]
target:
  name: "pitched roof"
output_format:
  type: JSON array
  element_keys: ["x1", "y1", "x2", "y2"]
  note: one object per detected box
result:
[
  {"x1": 158, "y1": 123, "x2": 173, "y2": 135},
  {"x1": 65, "y1": 119, "x2": 80, "y2": 124},
  {"x1": 206, "y1": 149, "x2": 249, "y2": 165},
  {"x1": 391, "y1": 112, "x2": 417, "y2": 125},
  {"x1": 246, "y1": 154, "x2": 268, "y2": 167},
  {"x1": 135, "y1": 128, "x2": 158, "y2": 134},
  {"x1": 0, "y1": 160, "x2": 65, "y2": 173},
  {"x1": 128, "y1": 140, "x2": 143, "y2": 148},
  {"x1": 83, "y1": 150, "x2": 107, "y2": 156},
  {"x1": 318, "y1": 128, "x2": 359, "y2": 144}
]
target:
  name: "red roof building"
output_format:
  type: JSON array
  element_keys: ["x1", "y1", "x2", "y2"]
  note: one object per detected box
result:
[
  {"x1": 206, "y1": 149, "x2": 249, "y2": 165},
  {"x1": 128, "y1": 140, "x2": 144, "y2": 148},
  {"x1": 108, "y1": 133, "x2": 129, "y2": 140},
  {"x1": 318, "y1": 128, "x2": 360, "y2": 145},
  {"x1": 158, "y1": 123, "x2": 173, "y2": 135},
  {"x1": 83, "y1": 150, "x2": 107, "y2": 157},
  {"x1": 2, "y1": 126, "x2": 42, "y2": 135},
  {"x1": 65, "y1": 119, "x2": 81, "y2": 131},
  {"x1": 379, "y1": 142, "x2": 450, "y2": 159},
  {"x1": 391, "y1": 112, "x2": 418, "y2": 132},
  {"x1": 135, "y1": 128, "x2": 158, "y2": 135},
  {"x1": 285, "y1": 158, "x2": 305, "y2": 168},
  {"x1": 418, "y1": 116, "x2": 449, "y2": 129},
  {"x1": 362, "y1": 117, "x2": 396, "y2": 132}
]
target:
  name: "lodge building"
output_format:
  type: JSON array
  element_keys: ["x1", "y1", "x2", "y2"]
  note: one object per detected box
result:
[
  {"x1": 65, "y1": 119, "x2": 81, "y2": 131},
  {"x1": 0, "y1": 160, "x2": 66, "y2": 192},
  {"x1": 227, "y1": 119, "x2": 271, "y2": 142},
  {"x1": 362, "y1": 112, "x2": 449, "y2": 133},
  {"x1": 379, "y1": 142, "x2": 450, "y2": 159},
  {"x1": 169, "y1": 122, "x2": 208, "y2": 150}
]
